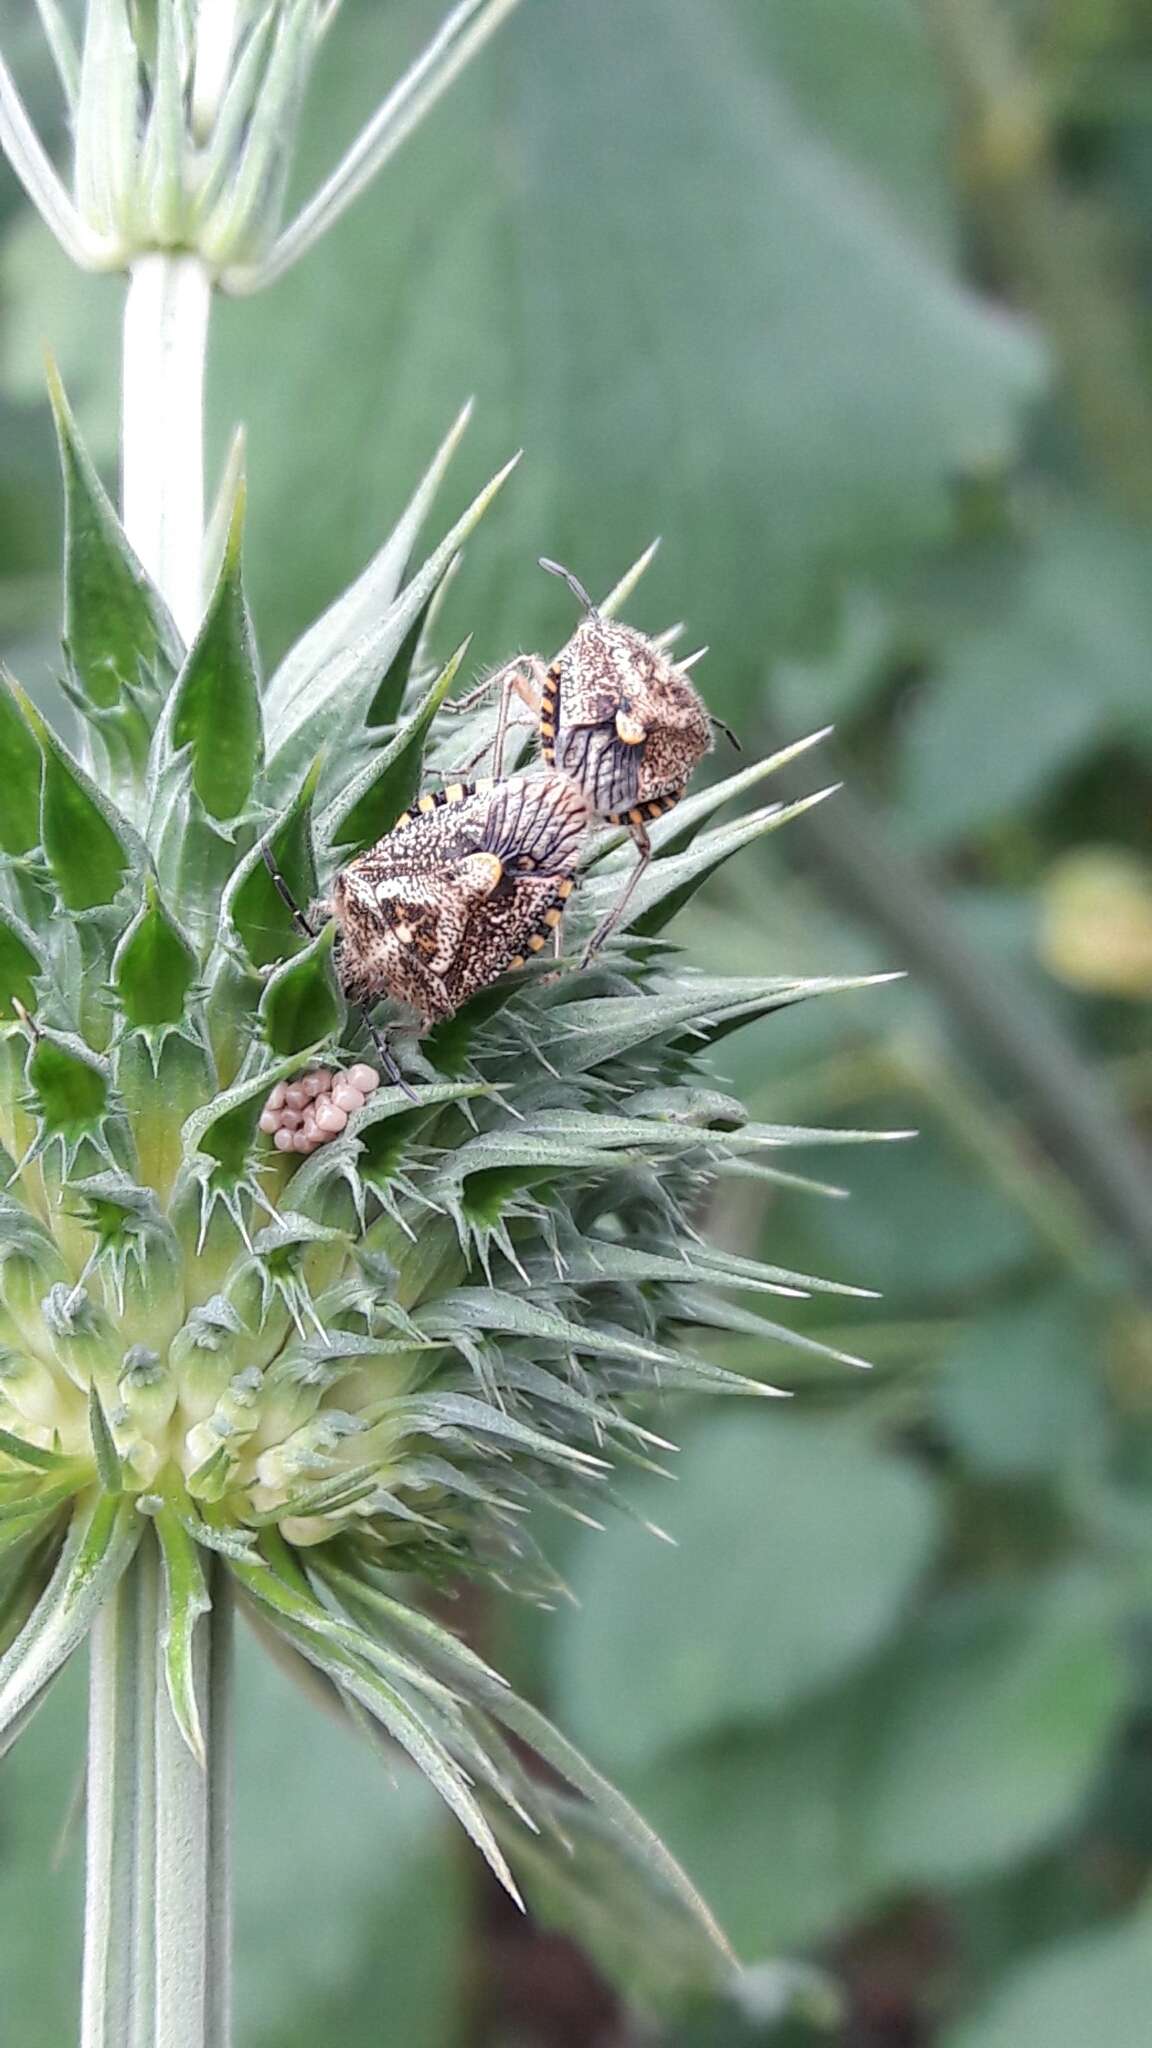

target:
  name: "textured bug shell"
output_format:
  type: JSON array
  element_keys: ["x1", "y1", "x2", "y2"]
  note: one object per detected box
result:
[
  {"x1": 329, "y1": 775, "x2": 588, "y2": 1025},
  {"x1": 541, "y1": 617, "x2": 712, "y2": 823}
]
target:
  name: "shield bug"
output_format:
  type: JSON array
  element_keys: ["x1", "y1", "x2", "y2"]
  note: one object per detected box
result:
[
  {"x1": 328, "y1": 773, "x2": 588, "y2": 1024},
  {"x1": 265, "y1": 775, "x2": 589, "y2": 1091},
  {"x1": 444, "y1": 559, "x2": 737, "y2": 962}
]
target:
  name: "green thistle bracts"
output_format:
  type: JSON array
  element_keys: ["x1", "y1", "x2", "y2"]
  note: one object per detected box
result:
[{"x1": 0, "y1": 383, "x2": 887, "y2": 1929}]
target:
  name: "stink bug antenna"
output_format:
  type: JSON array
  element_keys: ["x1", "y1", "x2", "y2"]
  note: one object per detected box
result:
[
  {"x1": 709, "y1": 713, "x2": 742, "y2": 752},
  {"x1": 538, "y1": 558, "x2": 599, "y2": 619},
  {"x1": 260, "y1": 846, "x2": 418, "y2": 1104}
]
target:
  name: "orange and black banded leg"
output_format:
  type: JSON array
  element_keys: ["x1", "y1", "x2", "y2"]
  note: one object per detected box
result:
[
  {"x1": 441, "y1": 658, "x2": 547, "y2": 777},
  {"x1": 490, "y1": 657, "x2": 549, "y2": 777}
]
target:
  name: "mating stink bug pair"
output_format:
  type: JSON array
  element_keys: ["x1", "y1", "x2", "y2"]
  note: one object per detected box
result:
[
  {"x1": 446, "y1": 559, "x2": 736, "y2": 958},
  {"x1": 263, "y1": 773, "x2": 588, "y2": 1098},
  {"x1": 264, "y1": 561, "x2": 727, "y2": 1096}
]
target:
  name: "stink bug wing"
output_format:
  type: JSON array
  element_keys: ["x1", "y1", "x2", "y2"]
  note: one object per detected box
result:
[
  {"x1": 555, "y1": 720, "x2": 642, "y2": 817},
  {"x1": 476, "y1": 771, "x2": 589, "y2": 875}
]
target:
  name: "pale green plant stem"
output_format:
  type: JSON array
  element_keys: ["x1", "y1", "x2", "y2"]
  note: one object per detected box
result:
[
  {"x1": 121, "y1": 254, "x2": 212, "y2": 647},
  {"x1": 82, "y1": 247, "x2": 231, "y2": 2048},
  {"x1": 82, "y1": 1537, "x2": 234, "y2": 2048}
]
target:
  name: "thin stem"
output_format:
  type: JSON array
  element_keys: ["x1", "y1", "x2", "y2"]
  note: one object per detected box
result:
[
  {"x1": 121, "y1": 254, "x2": 213, "y2": 646},
  {"x1": 81, "y1": 1533, "x2": 157, "y2": 2045},
  {"x1": 82, "y1": 1536, "x2": 232, "y2": 2048}
]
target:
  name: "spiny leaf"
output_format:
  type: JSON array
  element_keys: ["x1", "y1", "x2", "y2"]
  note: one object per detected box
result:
[
  {"x1": 542, "y1": 975, "x2": 884, "y2": 1074},
  {"x1": 231, "y1": 1536, "x2": 524, "y2": 1904},
  {"x1": 170, "y1": 482, "x2": 263, "y2": 821},
  {"x1": 27, "y1": 1032, "x2": 110, "y2": 1137},
  {"x1": 576, "y1": 789, "x2": 839, "y2": 942},
  {"x1": 7, "y1": 678, "x2": 141, "y2": 911},
  {"x1": 46, "y1": 357, "x2": 181, "y2": 717},
  {"x1": 111, "y1": 875, "x2": 199, "y2": 1030},
  {"x1": 262, "y1": 450, "x2": 521, "y2": 796}
]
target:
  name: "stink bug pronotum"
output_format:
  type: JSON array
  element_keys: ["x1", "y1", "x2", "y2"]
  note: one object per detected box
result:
[
  {"x1": 444, "y1": 560, "x2": 738, "y2": 962},
  {"x1": 263, "y1": 774, "x2": 588, "y2": 1089}
]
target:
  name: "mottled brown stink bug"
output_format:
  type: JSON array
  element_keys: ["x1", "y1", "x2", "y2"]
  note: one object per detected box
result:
[
  {"x1": 328, "y1": 773, "x2": 588, "y2": 1023},
  {"x1": 445, "y1": 559, "x2": 737, "y2": 960},
  {"x1": 264, "y1": 775, "x2": 589, "y2": 1092}
]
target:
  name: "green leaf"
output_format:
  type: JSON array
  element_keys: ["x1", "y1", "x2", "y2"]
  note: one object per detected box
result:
[
  {"x1": 942, "y1": 1903, "x2": 1152, "y2": 2048},
  {"x1": 0, "y1": 906, "x2": 45, "y2": 1021},
  {"x1": 257, "y1": 919, "x2": 342, "y2": 1056},
  {"x1": 111, "y1": 875, "x2": 199, "y2": 1030},
  {"x1": 0, "y1": 1651, "x2": 85, "y2": 2039},
  {"x1": 27, "y1": 1031, "x2": 110, "y2": 1137},
  {"x1": 626, "y1": 1704, "x2": 865, "y2": 1961},
  {"x1": 4, "y1": 0, "x2": 1041, "y2": 692},
  {"x1": 155, "y1": 1504, "x2": 210, "y2": 1765},
  {"x1": 555, "y1": 1412, "x2": 941, "y2": 1767},
  {"x1": 0, "y1": 1492, "x2": 140, "y2": 1756},
  {"x1": 319, "y1": 641, "x2": 468, "y2": 859},
  {"x1": 932, "y1": 1288, "x2": 1109, "y2": 1478},
  {"x1": 46, "y1": 357, "x2": 180, "y2": 715},
  {"x1": 170, "y1": 483, "x2": 263, "y2": 821},
  {"x1": 8, "y1": 678, "x2": 139, "y2": 910},
  {"x1": 902, "y1": 513, "x2": 1152, "y2": 845},
  {"x1": 0, "y1": 675, "x2": 43, "y2": 857},
  {"x1": 855, "y1": 1573, "x2": 1127, "y2": 1890}
]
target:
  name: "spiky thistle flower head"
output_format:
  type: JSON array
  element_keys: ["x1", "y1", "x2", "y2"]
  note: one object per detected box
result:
[{"x1": 0, "y1": 370, "x2": 895, "y2": 1955}]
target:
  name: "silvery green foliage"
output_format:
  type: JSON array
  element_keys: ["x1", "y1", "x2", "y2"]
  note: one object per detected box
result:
[
  {"x1": 0, "y1": 0, "x2": 523, "y2": 285},
  {"x1": 0, "y1": 387, "x2": 894, "y2": 1971}
]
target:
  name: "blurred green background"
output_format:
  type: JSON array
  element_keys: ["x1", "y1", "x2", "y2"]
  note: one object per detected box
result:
[{"x1": 5, "y1": 0, "x2": 1152, "y2": 2042}]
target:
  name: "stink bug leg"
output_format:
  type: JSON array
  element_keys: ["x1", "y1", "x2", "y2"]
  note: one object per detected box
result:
[
  {"x1": 259, "y1": 845, "x2": 418, "y2": 1103},
  {"x1": 579, "y1": 816, "x2": 653, "y2": 969},
  {"x1": 442, "y1": 658, "x2": 548, "y2": 778}
]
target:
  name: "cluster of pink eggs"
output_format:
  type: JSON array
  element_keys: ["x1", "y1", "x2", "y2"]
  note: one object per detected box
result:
[{"x1": 259, "y1": 1063, "x2": 382, "y2": 1155}]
